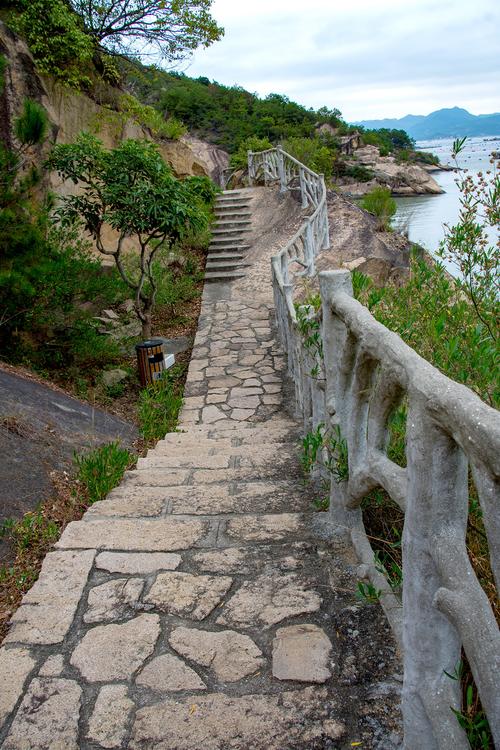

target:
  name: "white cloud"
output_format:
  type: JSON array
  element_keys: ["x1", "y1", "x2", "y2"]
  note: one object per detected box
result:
[{"x1": 184, "y1": 0, "x2": 500, "y2": 120}]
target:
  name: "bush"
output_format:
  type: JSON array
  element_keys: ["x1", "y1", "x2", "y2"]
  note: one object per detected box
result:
[
  {"x1": 230, "y1": 136, "x2": 273, "y2": 170},
  {"x1": 344, "y1": 164, "x2": 375, "y2": 182},
  {"x1": 9, "y1": 0, "x2": 94, "y2": 88},
  {"x1": 138, "y1": 366, "x2": 185, "y2": 442},
  {"x1": 74, "y1": 442, "x2": 134, "y2": 504},
  {"x1": 360, "y1": 186, "x2": 396, "y2": 231},
  {"x1": 119, "y1": 94, "x2": 187, "y2": 140},
  {"x1": 281, "y1": 136, "x2": 334, "y2": 178}
]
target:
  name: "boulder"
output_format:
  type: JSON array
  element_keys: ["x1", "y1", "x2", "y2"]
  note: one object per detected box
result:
[{"x1": 102, "y1": 369, "x2": 129, "y2": 388}]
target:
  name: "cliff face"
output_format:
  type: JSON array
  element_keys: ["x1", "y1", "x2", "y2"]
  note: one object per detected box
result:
[{"x1": 0, "y1": 22, "x2": 229, "y2": 189}]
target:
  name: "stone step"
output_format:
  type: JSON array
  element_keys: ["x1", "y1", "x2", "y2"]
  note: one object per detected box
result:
[
  {"x1": 213, "y1": 219, "x2": 252, "y2": 228},
  {"x1": 205, "y1": 260, "x2": 249, "y2": 272},
  {"x1": 86, "y1": 479, "x2": 312, "y2": 517},
  {"x1": 220, "y1": 189, "x2": 250, "y2": 196},
  {"x1": 207, "y1": 253, "x2": 246, "y2": 262},
  {"x1": 208, "y1": 242, "x2": 251, "y2": 251},
  {"x1": 215, "y1": 201, "x2": 252, "y2": 211},
  {"x1": 138, "y1": 443, "x2": 296, "y2": 468},
  {"x1": 204, "y1": 270, "x2": 246, "y2": 282},
  {"x1": 211, "y1": 227, "x2": 252, "y2": 236},
  {"x1": 214, "y1": 210, "x2": 252, "y2": 218},
  {"x1": 158, "y1": 424, "x2": 297, "y2": 445}
]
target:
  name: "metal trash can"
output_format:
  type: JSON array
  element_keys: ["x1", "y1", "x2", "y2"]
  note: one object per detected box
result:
[{"x1": 135, "y1": 339, "x2": 166, "y2": 387}]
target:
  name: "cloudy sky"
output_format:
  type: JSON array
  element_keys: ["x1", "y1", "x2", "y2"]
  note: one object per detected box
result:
[{"x1": 186, "y1": 0, "x2": 500, "y2": 122}]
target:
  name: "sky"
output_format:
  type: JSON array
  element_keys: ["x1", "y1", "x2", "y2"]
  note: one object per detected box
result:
[{"x1": 185, "y1": 0, "x2": 500, "y2": 122}]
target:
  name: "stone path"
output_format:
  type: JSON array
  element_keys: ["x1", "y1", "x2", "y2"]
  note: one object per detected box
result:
[{"x1": 0, "y1": 188, "x2": 402, "y2": 749}]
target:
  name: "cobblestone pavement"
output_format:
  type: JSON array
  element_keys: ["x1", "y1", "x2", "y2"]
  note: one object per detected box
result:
[{"x1": 0, "y1": 188, "x2": 402, "y2": 749}]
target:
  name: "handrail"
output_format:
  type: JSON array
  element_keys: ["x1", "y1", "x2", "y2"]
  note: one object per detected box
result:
[
  {"x1": 254, "y1": 144, "x2": 500, "y2": 748},
  {"x1": 247, "y1": 145, "x2": 330, "y2": 284}
]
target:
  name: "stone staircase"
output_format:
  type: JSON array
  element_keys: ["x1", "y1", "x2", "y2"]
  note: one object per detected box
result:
[
  {"x1": 0, "y1": 189, "x2": 402, "y2": 750},
  {"x1": 205, "y1": 189, "x2": 253, "y2": 282}
]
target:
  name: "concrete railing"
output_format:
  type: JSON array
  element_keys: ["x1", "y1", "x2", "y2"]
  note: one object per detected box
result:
[
  {"x1": 252, "y1": 147, "x2": 500, "y2": 749},
  {"x1": 247, "y1": 146, "x2": 330, "y2": 277}
]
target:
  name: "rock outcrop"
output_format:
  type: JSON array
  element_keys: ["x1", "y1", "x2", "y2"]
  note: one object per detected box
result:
[
  {"x1": 339, "y1": 144, "x2": 444, "y2": 197},
  {"x1": 0, "y1": 22, "x2": 227, "y2": 188}
]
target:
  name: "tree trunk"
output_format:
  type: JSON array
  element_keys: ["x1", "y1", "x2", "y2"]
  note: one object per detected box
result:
[{"x1": 141, "y1": 316, "x2": 152, "y2": 340}]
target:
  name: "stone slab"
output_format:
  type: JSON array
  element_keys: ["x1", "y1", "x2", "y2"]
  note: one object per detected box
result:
[
  {"x1": 0, "y1": 647, "x2": 35, "y2": 728},
  {"x1": 84, "y1": 578, "x2": 144, "y2": 623},
  {"x1": 136, "y1": 654, "x2": 206, "y2": 692},
  {"x1": 225, "y1": 514, "x2": 303, "y2": 542},
  {"x1": 169, "y1": 626, "x2": 263, "y2": 682},
  {"x1": 86, "y1": 489, "x2": 166, "y2": 517},
  {"x1": 217, "y1": 573, "x2": 321, "y2": 629},
  {"x1": 3, "y1": 678, "x2": 81, "y2": 750},
  {"x1": 272, "y1": 624, "x2": 332, "y2": 683},
  {"x1": 129, "y1": 688, "x2": 332, "y2": 750},
  {"x1": 144, "y1": 572, "x2": 232, "y2": 620},
  {"x1": 71, "y1": 614, "x2": 160, "y2": 682},
  {"x1": 87, "y1": 684, "x2": 134, "y2": 748},
  {"x1": 95, "y1": 552, "x2": 181, "y2": 574},
  {"x1": 56, "y1": 519, "x2": 206, "y2": 551},
  {"x1": 4, "y1": 550, "x2": 95, "y2": 645}
]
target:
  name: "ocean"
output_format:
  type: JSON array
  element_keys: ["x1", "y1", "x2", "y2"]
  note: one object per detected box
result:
[{"x1": 393, "y1": 136, "x2": 500, "y2": 275}]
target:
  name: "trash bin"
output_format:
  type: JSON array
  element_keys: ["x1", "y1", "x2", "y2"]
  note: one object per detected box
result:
[{"x1": 135, "y1": 339, "x2": 166, "y2": 387}]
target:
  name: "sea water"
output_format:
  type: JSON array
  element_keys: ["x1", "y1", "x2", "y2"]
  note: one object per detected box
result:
[{"x1": 393, "y1": 136, "x2": 500, "y2": 274}]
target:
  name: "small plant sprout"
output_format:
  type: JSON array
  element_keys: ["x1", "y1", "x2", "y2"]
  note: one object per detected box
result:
[{"x1": 356, "y1": 581, "x2": 382, "y2": 604}]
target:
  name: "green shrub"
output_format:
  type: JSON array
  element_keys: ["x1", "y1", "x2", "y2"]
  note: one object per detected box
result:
[
  {"x1": 138, "y1": 366, "x2": 185, "y2": 443},
  {"x1": 415, "y1": 150, "x2": 440, "y2": 166},
  {"x1": 345, "y1": 164, "x2": 375, "y2": 182},
  {"x1": 119, "y1": 94, "x2": 187, "y2": 140},
  {"x1": 354, "y1": 255, "x2": 498, "y2": 407},
  {"x1": 230, "y1": 136, "x2": 273, "y2": 170},
  {"x1": 9, "y1": 0, "x2": 94, "y2": 88},
  {"x1": 281, "y1": 136, "x2": 333, "y2": 178},
  {"x1": 74, "y1": 442, "x2": 134, "y2": 504},
  {"x1": 360, "y1": 186, "x2": 396, "y2": 231}
]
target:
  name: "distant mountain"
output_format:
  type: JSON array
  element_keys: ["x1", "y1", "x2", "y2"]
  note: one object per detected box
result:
[{"x1": 355, "y1": 107, "x2": 500, "y2": 141}]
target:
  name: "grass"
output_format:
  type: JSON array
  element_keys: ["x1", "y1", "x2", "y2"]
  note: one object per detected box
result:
[
  {"x1": 73, "y1": 441, "x2": 134, "y2": 505},
  {"x1": 138, "y1": 364, "x2": 186, "y2": 444}
]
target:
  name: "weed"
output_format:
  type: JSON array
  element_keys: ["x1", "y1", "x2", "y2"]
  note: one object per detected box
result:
[
  {"x1": 301, "y1": 423, "x2": 349, "y2": 483},
  {"x1": 74, "y1": 442, "x2": 134, "y2": 505},
  {"x1": 138, "y1": 365, "x2": 185, "y2": 443},
  {"x1": 445, "y1": 664, "x2": 493, "y2": 749},
  {"x1": 360, "y1": 186, "x2": 397, "y2": 231},
  {"x1": 312, "y1": 496, "x2": 330, "y2": 512},
  {"x1": 356, "y1": 580, "x2": 382, "y2": 604}
]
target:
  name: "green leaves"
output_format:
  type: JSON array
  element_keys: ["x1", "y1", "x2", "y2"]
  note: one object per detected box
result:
[
  {"x1": 69, "y1": 0, "x2": 223, "y2": 64},
  {"x1": 47, "y1": 134, "x2": 215, "y2": 337},
  {"x1": 14, "y1": 99, "x2": 48, "y2": 147}
]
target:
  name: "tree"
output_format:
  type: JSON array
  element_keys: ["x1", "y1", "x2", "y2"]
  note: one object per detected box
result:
[
  {"x1": 47, "y1": 134, "x2": 217, "y2": 338},
  {"x1": 68, "y1": 0, "x2": 224, "y2": 63}
]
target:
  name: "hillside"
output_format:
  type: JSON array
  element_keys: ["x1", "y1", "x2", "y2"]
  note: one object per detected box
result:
[{"x1": 356, "y1": 106, "x2": 500, "y2": 140}]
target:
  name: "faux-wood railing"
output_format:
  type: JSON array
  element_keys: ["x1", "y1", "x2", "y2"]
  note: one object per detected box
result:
[{"x1": 249, "y1": 148, "x2": 500, "y2": 749}]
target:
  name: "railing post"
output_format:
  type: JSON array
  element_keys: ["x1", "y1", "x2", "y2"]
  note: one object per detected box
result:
[
  {"x1": 299, "y1": 166, "x2": 308, "y2": 208},
  {"x1": 319, "y1": 270, "x2": 362, "y2": 537},
  {"x1": 321, "y1": 174, "x2": 330, "y2": 249},
  {"x1": 247, "y1": 150, "x2": 254, "y2": 186},
  {"x1": 276, "y1": 145, "x2": 286, "y2": 193},
  {"x1": 402, "y1": 407, "x2": 468, "y2": 749},
  {"x1": 305, "y1": 222, "x2": 315, "y2": 276}
]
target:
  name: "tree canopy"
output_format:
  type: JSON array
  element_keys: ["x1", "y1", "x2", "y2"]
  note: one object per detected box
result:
[
  {"x1": 69, "y1": 0, "x2": 224, "y2": 62},
  {"x1": 47, "y1": 134, "x2": 217, "y2": 337}
]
